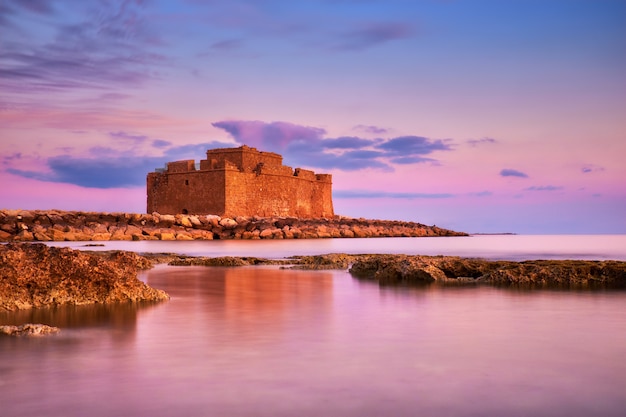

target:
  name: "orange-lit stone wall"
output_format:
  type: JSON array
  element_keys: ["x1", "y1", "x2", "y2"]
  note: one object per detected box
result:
[{"x1": 147, "y1": 145, "x2": 334, "y2": 218}]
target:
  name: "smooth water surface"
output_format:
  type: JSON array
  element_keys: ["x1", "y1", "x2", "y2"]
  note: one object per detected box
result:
[
  {"x1": 2, "y1": 264, "x2": 625, "y2": 417},
  {"x1": 46, "y1": 234, "x2": 626, "y2": 261}
]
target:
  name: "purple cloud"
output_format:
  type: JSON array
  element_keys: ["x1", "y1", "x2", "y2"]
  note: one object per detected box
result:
[
  {"x1": 390, "y1": 156, "x2": 437, "y2": 165},
  {"x1": 212, "y1": 120, "x2": 326, "y2": 149},
  {"x1": 6, "y1": 0, "x2": 55, "y2": 16},
  {"x1": 469, "y1": 191, "x2": 493, "y2": 197},
  {"x1": 353, "y1": 124, "x2": 389, "y2": 135},
  {"x1": 500, "y1": 169, "x2": 529, "y2": 178},
  {"x1": 109, "y1": 131, "x2": 150, "y2": 143},
  {"x1": 322, "y1": 136, "x2": 378, "y2": 149},
  {"x1": 1, "y1": 152, "x2": 23, "y2": 166},
  {"x1": 213, "y1": 119, "x2": 454, "y2": 172},
  {"x1": 334, "y1": 22, "x2": 413, "y2": 51},
  {"x1": 342, "y1": 149, "x2": 385, "y2": 159},
  {"x1": 152, "y1": 139, "x2": 172, "y2": 149},
  {"x1": 467, "y1": 137, "x2": 498, "y2": 146},
  {"x1": 376, "y1": 136, "x2": 452, "y2": 155},
  {"x1": 524, "y1": 185, "x2": 564, "y2": 191},
  {"x1": 296, "y1": 152, "x2": 393, "y2": 172},
  {"x1": 581, "y1": 164, "x2": 605, "y2": 174},
  {"x1": 210, "y1": 39, "x2": 244, "y2": 51}
]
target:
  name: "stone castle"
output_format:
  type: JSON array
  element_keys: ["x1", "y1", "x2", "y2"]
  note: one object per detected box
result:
[{"x1": 146, "y1": 145, "x2": 334, "y2": 218}]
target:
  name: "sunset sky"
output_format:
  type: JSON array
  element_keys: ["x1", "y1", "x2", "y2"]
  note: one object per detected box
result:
[{"x1": 1, "y1": 0, "x2": 624, "y2": 234}]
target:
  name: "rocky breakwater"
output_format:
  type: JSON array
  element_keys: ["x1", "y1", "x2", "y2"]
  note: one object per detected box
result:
[
  {"x1": 349, "y1": 255, "x2": 626, "y2": 288},
  {"x1": 0, "y1": 243, "x2": 169, "y2": 311},
  {"x1": 0, "y1": 209, "x2": 467, "y2": 242}
]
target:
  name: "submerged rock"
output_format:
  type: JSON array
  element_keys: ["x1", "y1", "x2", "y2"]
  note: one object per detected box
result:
[
  {"x1": 169, "y1": 256, "x2": 265, "y2": 267},
  {"x1": 349, "y1": 255, "x2": 626, "y2": 288},
  {"x1": 0, "y1": 243, "x2": 169, "y2": 311},
  {"x1": 0, "y1": 323, "x2": 60, "y2": 336}
]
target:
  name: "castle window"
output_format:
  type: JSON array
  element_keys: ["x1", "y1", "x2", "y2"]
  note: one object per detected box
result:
[
  {"x1": 185, "y1": 180, "x2": 189, "y2": 185},
  {"x1": 182, "y1": 209, "x2": 188, "y2": 214}
]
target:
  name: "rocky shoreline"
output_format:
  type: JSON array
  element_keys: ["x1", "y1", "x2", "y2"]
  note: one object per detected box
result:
[
  {"x1": 0, "y1": 209, "x2": 466, "y2": 242},
  {"x1": 166, "y1": 253, "x2": 626, "y2": 288},
  {"x1": 3, "y1": 244, "x2": 625, "y2": 317}
]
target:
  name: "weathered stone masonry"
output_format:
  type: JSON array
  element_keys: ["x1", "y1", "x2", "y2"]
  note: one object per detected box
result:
[{"x1": 146, "y1": 145, "x2": 334, "y2": 218}]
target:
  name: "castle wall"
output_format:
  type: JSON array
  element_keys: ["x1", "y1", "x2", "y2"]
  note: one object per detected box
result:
[
  {"x1": 223, "y1": 171, "x2": 333, "y2": 218},
  {"x1": 147, "y1": 169, "x2": 229, "y2": 215},
  {"x1": 147, "y1": 146, "x2": 333, "y2": 218}
]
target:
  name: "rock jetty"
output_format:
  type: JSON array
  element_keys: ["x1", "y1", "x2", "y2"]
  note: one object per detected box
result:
[
  {"x1": 0, "y1": 243, "x2": 169, "y2": 311},
  {"x1": 0, "y1": 209, "x2": 467, "y2": 242},
  {"x1": 348, "y1": 254, "x2": 626, "y2": 288}
]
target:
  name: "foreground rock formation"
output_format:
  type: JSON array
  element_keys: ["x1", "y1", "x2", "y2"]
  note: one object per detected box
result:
[
  {"x1": 0, "y1": 209, "x2": 466, "y2": 242},
  {"x1": 0, "y1": 243, "x2": 168, "y2": 311},
  {"x1": 0, "y1": 323, "x2": 60, "y2": 336},
  {"x1": 348, "y1": 254, "x2": 626, "y2": 288}
]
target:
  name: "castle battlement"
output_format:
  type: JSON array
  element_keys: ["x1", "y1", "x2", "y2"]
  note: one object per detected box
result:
[{"x1": 147, "y1": 145, "x2": 334, "y2": 218}]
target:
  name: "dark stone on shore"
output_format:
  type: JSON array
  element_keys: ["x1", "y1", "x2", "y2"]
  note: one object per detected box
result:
[
  {"x1": 0, "y1": 243, "x2": 169, "y2": 311},
  {"x1": 0, "y1": 209, "x2": 468, "y2": 242}
]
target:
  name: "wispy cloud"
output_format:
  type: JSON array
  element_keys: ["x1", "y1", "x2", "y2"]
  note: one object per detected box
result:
[
  {"x1": 524, "y1": 185, "x2": 564, "y2": 191},
  {"x1": 353, "y1": 124, "x2": 389, "y2": 135},
  {"x1": 469, "y1": 191, "x2": 493, "y2": 197},
  {"x1": 109, "y1": 131, "x2": 150, "y2": 143},
  {"x1": 500, "y1": 168, "x2": 528, "y2": 178},
  {"x1": 1, "y1": 152, "x2": 23, "y2": 169},
  {"x1": 390, "y1": 156, "x2": 437, "y2": 165},
  {"x1": 581, "y1": 164, "x2": 605, "y2": 174},
  {"x1": 332, "y1": 22, "x2": 413, "y2": 51},
  {"x1": 0, "y1": 0, "x2": 166, "y2": 94},
  {"x1": 8, "y1": 0, "x2": 55, "y2": 16},
  {"x1": 210, "y1": 38, "x2": 244, "y2": 52},
  {"x1": 467, "y1": 137, "x2": 498, "y2": 146}
]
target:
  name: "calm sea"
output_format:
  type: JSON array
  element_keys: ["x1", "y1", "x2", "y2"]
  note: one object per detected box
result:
[
  {"x1": 1, "y1": 235, "x2": 625, "y2": 417},
  {"x1": 43, "y1": 234, "x2": 626, "y2": 261}
]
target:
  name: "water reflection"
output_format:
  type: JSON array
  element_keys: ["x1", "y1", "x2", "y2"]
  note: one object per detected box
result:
[
  {"x1": 0, "y1": 301, "x2": 159, "y2": 330},
  {"x1": 141, "y1": 265, "x2": 334, "y2": 343},
  {"x1": 1, "y1": 265, "x2": 625, "y2": 417}
]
